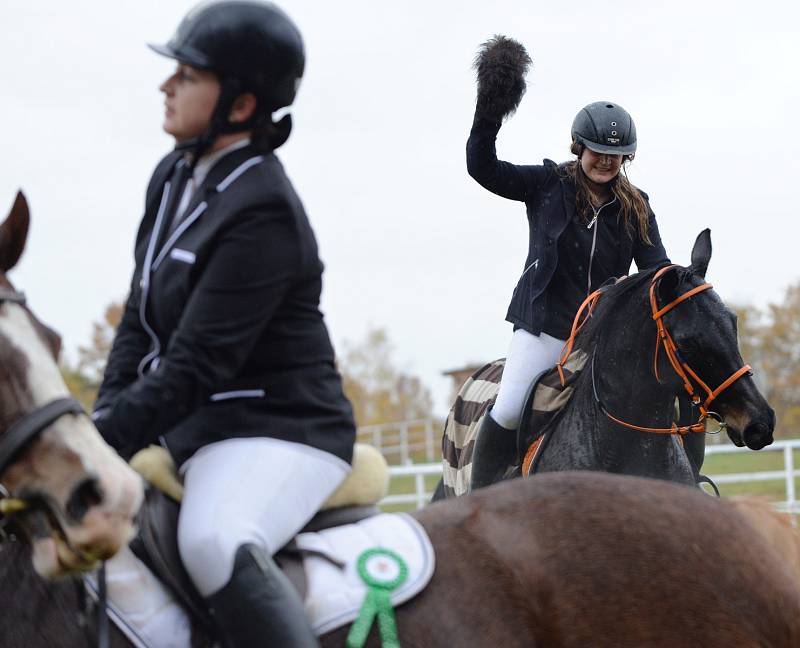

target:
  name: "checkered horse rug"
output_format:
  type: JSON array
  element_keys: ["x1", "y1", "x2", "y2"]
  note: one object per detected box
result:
[{"x1": 441, "y1": 348, "x2": 589, "y2": 497}]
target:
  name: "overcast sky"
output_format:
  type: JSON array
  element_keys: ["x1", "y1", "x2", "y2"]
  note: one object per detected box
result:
[{"x1": 1, "y1": 0, "x2": 798, "y2": 416}]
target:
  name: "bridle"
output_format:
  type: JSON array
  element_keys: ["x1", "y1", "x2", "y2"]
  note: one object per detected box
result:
[
  {"x1": 0, "y1": 287, "x2": 87, "y2": 537},
  {"x1": 556, "y1": 265, "x2": 752, "y2": 436}
]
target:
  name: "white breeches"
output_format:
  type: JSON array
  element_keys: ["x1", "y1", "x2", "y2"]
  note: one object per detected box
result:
[
  {"x1": 177, "y1": 437, "x2": 350, "y2": 597},
  {"x1": 490, "y1": 329, "x2": 566, "y2": 429}
]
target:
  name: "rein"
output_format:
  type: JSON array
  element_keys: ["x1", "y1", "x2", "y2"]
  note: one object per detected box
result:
[{"x1": 556, "y1": 265, "x2": 752, "y2": 436}]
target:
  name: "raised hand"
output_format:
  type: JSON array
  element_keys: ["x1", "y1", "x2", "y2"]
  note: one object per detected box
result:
[{"x1": 473, "y1": 35, "x2": 532, "y2": 122}]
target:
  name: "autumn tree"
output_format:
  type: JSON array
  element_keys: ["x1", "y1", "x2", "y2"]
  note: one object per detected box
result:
[
  {"x1": 733, "y1": 281, "x2": 800, "y2": 437},
  {"x1": 77, "y1": 301, "x2": 123, "y2": 385},
  {"x1": 759, "y1": 283, "x2": 800, "y2": 433},
  {"x1": 65, "y1": 304, "x2": 435, "y2": 429},
  {"x1": 60, "y1": 361, "x2": 99, "y2": 411},
  {"x1": 60, "y1": 300, "x2": 123, "y2": 409},
  {"x1": 339, "y1": 327, "x2": 434, "y2": 426}
]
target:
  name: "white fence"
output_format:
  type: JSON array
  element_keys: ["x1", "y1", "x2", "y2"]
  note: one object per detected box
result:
[
  {"x1": 357, "y1": 419, "x2": 439, "y2": 464},
  {"x1": 382, "y1": 438, "x2": 800, "y2": 511},
  {"x1": 705, "y1": 439, "x2": 799, "y2": 512}
]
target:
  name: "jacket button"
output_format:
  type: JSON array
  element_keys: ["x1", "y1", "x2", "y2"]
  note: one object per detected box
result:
[{"x1": 546, "y1": 237, "x2": 553, "y2": 245}]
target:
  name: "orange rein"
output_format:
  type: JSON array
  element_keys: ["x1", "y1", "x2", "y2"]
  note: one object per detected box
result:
[
  {"x1": 556, "y1": 288, "x2": 605, "y2": 386},
  {"x1": 555, "y1": 265, "x2": 752, "y2": 436}
]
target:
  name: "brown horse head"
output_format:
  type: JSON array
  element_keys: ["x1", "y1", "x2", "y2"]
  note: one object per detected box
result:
[{"x1": 0, "y1": 192, "x2": 143, "y2": 577}]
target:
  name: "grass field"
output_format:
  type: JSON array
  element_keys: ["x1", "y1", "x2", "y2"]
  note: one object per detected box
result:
[
  {"x1": 703, "y1": 445, "x2": 799, "y2": 499},
  {"x1": 379, "y1": 440, "x2": 800, "y2": 513}
]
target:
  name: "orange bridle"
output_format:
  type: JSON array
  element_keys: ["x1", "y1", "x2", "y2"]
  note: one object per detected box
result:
[{"x1": 556, "y1": 265, "x2": 752, "y2": 435}]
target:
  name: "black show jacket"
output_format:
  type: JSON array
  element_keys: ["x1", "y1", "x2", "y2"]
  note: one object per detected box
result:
[
  {"x1": 94, "y1": 144, "x2": 356, "y2": 467},
  {"x1": 466, "y1": 112, "x2": 670, "y2": 335}
]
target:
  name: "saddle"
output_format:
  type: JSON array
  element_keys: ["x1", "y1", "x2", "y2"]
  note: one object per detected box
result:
[
  {"x1": 442, "y1": 350, "x2": 589, "y2": 497},
  {"x1": 127, "y1": 443, "x2": 389, "y2": 634},
  {"x1": 516, "y1": 348, "x2": 589, "y2": 476}
]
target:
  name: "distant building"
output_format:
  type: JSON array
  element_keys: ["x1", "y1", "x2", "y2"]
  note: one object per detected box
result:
[{"x1": 442, "y1": 363, "x2": 485, "y2": 404}]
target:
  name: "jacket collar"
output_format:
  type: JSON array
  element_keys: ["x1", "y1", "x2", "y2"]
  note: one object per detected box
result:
[
  {"x1": 149, "y1": 143, "x2": 268, "y2": 271},
  {"x1": 181, "y1": 142, "x2": 266, "y2": 216}
]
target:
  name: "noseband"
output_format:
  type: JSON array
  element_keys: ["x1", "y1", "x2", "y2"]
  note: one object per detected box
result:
[
  {"x1": 557, "y1": 265, "x2": 752, "y2": 436},
  {"x1": 0, "y1": 288, "x2": 86, "y2": 531}
]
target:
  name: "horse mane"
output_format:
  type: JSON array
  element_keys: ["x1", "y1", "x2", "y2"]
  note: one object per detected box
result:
[{"x1": 574, "y1": 264, "x2": 698, "y2": 351}]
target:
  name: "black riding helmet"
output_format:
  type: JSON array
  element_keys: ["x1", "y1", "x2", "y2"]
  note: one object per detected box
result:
[
  {"x1": 150, "y1": 0, "x2": 304, "y2": 155},
  {"x1": 571, "y1": 101, "x2": 637, "y2": 156}
]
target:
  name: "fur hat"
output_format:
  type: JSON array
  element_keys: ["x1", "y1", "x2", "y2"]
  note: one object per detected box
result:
[{"x1": 474, "y1": 35, "x2": 532, "y2": 122}]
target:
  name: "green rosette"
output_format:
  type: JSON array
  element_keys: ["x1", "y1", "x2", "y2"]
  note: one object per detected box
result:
[{"x1": 346, "y1": 548, "x2": 409, "y2": 648}]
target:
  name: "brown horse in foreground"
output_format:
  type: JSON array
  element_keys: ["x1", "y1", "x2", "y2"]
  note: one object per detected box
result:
[
  {"x1": 325, "y1": 490, "x2": 800, "y2": 648},
  {"x1": 324, "y1": 472, "x2": 800, "y2": 648},
  {"x1": 3, "y1": 474, "x2": 800, "y2": 646},
  {"x1": 730, "y1": 497, "x2": 800, "y2": 586}
]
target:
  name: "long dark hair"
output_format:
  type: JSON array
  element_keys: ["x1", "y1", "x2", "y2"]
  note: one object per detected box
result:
[{"x1": 562, "y1": 142, "x2": 653, "y2": 245}]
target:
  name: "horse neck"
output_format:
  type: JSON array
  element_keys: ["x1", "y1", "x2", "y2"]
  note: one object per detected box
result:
[
  {"x1": 0, "y1": 545, "x2": 95, "y2": 646},
  {"x1": 559, "y1": 288, "x2": 693, "y2": 481},
  {"x1": 590, "y1": 291, "x2": 676, "y2": 427}
]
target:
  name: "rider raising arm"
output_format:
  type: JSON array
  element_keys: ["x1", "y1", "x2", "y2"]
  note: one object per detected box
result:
[{"x1": 464, "y1": 36, "x2": 677, "y2": 490}]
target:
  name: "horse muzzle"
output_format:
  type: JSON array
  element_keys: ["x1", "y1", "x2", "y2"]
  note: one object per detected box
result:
[
  {"x1": 8, "y1": 472, "x2": 141, "y2": 578},
  {"x1": 742, "y1": 416, "x2": 776, "y2": 450},
  {"x1": 28, "y1": 505, "x2": 137, "y2": 577},
  {"x1": 726, "y1": 407, "x2": 776, "y2": 450}
]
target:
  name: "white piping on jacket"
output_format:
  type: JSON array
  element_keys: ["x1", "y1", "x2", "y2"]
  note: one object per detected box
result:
[
  {"x1": 151, "y1": 202, "x2": 208, "y2": 271},
  {"x1": 216, "y1": 156, "x2": 264, "y2": 192},
  {"x1": 136, "y1": 155, "x2": 267, "y2": 376},
  {"x1": 137, "y1": 180, "x2": 172, "y2": 377},
  {"x1": 209, "y1": 389, "x2": 266, "y2": 402},
  {"x1": 585, "y1": 196, "x2": 617, "y2": 296}
]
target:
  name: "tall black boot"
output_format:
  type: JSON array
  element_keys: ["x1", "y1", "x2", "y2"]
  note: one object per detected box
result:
[
  {"x1": 205, "y1": 543, "x2": 319, "y2": 648},
  {"x1": 470, "y1": 413, "x2": 518, "y2": 491}
]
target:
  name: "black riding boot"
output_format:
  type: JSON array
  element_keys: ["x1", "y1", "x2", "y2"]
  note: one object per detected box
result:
[
  {"x1": 205, "y1": 543, "x2": 319, "y2": 648},
  {"x1": 470, "y1": 412, "x2": 518, "y2": 491}
]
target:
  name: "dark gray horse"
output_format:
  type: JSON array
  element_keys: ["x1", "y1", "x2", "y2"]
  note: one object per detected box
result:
[{"x1": 439, "y1": 230, "x2": 775, "y2": 497}]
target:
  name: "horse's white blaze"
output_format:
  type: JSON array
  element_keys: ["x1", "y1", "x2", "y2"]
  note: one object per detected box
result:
[
  {"x1": 0, "y1": 303, "x2": 142, "y2": 555},
  {"x1": 0, "y1": 304, "x2": 68, "y2": 406}
]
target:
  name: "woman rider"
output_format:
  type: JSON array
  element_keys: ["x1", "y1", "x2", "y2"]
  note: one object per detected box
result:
[
  {"x1": 465, "y1": 37, "x2": 703, "y2": 489},
  {"x1": 92, "y1": 2, "x2": 354, "y2": 646}
]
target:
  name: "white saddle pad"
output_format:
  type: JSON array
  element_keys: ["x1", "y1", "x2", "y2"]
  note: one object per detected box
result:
[
  {"x1": 85, "y1": 512, "x2": 435, "y2": 647},
  {"x1": 297, "y1": 512, "x2": 435, "y2": 635}
]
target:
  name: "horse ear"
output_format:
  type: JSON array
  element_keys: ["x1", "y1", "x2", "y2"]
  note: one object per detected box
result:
[
  {"x1": 0, "y1": 192, "x2": 30, "y2": 273},
  {"x1": 689, "y1": 229, "x2": 712, "y2": 279},
  {"x1": 657, "y1": 266, "x2": 680, "y2": 305}
]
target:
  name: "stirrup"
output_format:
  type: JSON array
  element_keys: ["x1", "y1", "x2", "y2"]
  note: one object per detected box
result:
[{"x1": 697, "y1": 474, "x2": 720, "y2": 497}]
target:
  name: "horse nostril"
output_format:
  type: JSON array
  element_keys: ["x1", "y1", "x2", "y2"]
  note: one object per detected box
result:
[
  {"x1": 66, "y1": 478, "x2": 104, "y2": 523},
  {"x1": 744, "y1": 423, "x2": 773, "y2": 450}
]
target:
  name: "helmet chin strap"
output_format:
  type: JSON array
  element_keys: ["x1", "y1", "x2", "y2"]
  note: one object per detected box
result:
[
  {"x1": 178, "y1": 78, "x2": 259, "y2": 167},
  {"x1": 175, "y1": 78, "x2": 293, "y2": 164}
]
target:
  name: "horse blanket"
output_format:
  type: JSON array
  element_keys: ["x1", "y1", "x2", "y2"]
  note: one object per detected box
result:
[{"x1": 441, "y1": 348, "x2": 589, "y2": 497}]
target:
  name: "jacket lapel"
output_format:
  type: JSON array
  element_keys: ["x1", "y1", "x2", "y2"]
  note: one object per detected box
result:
[{"x1": 151, "y1": 144, "x2": 265, "y2": 271}]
